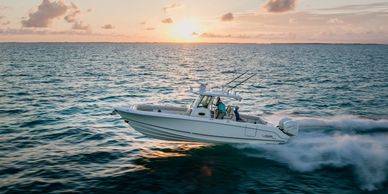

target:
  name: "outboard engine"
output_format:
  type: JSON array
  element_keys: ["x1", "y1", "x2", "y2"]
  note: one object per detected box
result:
[{"x1": 278, "y1": 117, "x2": 299, "y2": 136}]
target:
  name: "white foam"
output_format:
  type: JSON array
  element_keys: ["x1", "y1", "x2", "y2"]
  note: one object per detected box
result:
[
  {"x1": 296, "y1": 115, "x2": 388, "y2": 131},
  {"x1": 265, "y1": 114, "x2": 388, "y2": 132},
  {"x1": 238, "y1": 115, "x2": 388, "y2": 191}
]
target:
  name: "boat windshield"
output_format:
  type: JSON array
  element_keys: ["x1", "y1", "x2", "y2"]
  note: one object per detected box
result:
[{"x1": 197, "y1": 95, "x2": 212, "y2": 108}]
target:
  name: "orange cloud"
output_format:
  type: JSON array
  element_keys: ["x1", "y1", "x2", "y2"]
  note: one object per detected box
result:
[
  {"x1": 101, "y1": 24, "x2": 114, "y2": 29},
  {"x1": 161, "y1": 17, "x2": 173, "y2": 24},
  {"x1": 220, "y1": 12, "x2": 234, "y2": 21}
]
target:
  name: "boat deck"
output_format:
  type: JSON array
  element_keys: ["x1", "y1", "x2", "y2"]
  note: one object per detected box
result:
[{"x1": 134, "y1": 104, "x2": 267, "y2": 125}]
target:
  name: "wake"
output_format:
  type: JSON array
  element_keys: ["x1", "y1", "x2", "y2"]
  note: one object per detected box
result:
[{"x1": 239, "y1": 115, "x2": 388, "y2": 191}]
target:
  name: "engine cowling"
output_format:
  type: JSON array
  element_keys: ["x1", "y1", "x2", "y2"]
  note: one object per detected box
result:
[{"x1": 279, "y1": 117, "x2": 299, "y2": 136}]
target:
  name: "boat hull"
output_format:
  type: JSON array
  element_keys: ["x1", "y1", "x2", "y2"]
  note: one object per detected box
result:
[{"x1": 114, "y1": 106, "x2": 290, "y2": 144}]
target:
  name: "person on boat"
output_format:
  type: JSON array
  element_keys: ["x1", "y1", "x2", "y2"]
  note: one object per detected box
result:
[
  {"x1": 216, "y1": 99, "x2": 226, "y2": 119},
  {"x1": 234, "y1": 106, "x2": 244, "y2": 122}
]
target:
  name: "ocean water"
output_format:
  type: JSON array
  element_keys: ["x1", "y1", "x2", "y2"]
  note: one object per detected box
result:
[{"x1": 0, "y1": 43, "x2": 387, "y2": 193}]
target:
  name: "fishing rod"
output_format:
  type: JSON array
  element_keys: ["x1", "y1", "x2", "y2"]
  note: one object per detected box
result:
[
  {"x1": 228, "y1": 73, "x2": 257, "y2": 90},
  {"x1": 222, "y1": 70, "x2": 249, "y2": 87}
]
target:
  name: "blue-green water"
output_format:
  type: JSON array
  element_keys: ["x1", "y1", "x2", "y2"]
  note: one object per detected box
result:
[{"x1": 0, "y1": 43, "x2": 387, "y2": 193}]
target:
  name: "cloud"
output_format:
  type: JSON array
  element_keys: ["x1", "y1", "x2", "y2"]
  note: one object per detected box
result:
[
  {"x1": 101, "y1": 24, "x2": 114, "y2": 29},
  {"x1": 327, "y1": 18, "x2": 344, "y2": 24},
  {"x1": 229, "y1": 10, "x2": 388, "y2": 43},
  {"x1": 0, "y1": 27, "x2": 134, "y2": 42},
  {"x1": 318, "y1": 2, "x2": 388, "y2": 12},
  {"x1": 145, "y1": 27, "x2": 155, "y2": 31},
  {"x1": 21, "y1": 0, "x2": 91, "y2": 30},
  {"x1": 262, "y1": 0, "x2": 297, "y2": 13},
  {"x1": 163, "y1": 3, "x2": 183, "y2": 13},
  {"x1": 237, "y1": 10, "x2": 386, "y2": 28},
  {"x1": 161, "y1": 17, "x2": 173, "y2": 24},
  {"x1": 64, "y1": 3, "x2": 80, "y2": 23},
  {"x1": 0, "y1": 27, "x2": 136, "y2": 42},
  {"x1": 220, "y1": 12, "x2": 234, "y2": 21},
  {"x1": 0, "y1": 15, "x2": 10, "y2": 25},
  {"x1": 21, "y1": 0, "x2": 68, "y2": 27},
  {"x1": 61, "y1": 2, "x2": 91, "y2": 31},
  {"x1": 200, "y1": 32, "x2": 290, "y2": 40},
  {"x1": 72, "y1": 21, "x2": 90, "y2": 31},
  {"x1": 0, "y1": 7, "x2": 10, "y2": 25},
  {"x1": 0, "y1": 27, "x2": 88, "y2": 35},
  {"x1": 200, "y1": 33, "x2": 231, "y2": 38},
  {"x1": 288, "y1": 18, "x2": 297, "y2": 24}
]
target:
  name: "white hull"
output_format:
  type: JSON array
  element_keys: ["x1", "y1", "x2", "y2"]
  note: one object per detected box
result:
[{"x1": 114, "y1": 106, "x2": 291, "y2": 144}]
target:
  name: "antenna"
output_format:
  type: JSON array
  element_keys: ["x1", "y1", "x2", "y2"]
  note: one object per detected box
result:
[
  {"x1": 222, "y1": 70, "x2": 249, "y2": 88},
  {"x1": 228, "y1": 73, "x2": 257, "y2": 90}
]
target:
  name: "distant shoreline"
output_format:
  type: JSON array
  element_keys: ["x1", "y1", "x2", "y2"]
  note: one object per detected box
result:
[{"x1": 0, "y1": 42, "x2": 386, "y2": 45}]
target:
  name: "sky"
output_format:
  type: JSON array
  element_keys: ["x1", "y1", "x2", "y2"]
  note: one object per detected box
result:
[{"x1": 0, "y1": 0, "x2": 387, "y2": 43}]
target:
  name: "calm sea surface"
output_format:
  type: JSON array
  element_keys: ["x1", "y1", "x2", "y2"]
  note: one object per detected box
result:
[{"x1": 0, "y1": 43, "x2": 387, "y2": 193}]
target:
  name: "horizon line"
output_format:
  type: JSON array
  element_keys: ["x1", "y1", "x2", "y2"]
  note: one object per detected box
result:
[{"x1": 0, "y1": 41, "x2": 387, "y2": 45}]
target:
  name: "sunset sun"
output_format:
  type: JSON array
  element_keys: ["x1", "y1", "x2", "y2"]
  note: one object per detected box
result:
[{"x1": 171, "y1": 20, "x2": 201, "y2": 42}]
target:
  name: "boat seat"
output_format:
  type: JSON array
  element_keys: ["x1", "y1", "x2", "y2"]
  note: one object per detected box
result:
[
  {"x1": 224, "y1": 106, "x2": 233, "y2": 119},
  {"x1": 240, "y1": 114, "x2": 267, "y2": 124}
]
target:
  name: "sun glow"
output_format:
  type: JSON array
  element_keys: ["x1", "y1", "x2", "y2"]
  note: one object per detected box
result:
[{"x1": 171, "y1": 20, "x2": 201, "y2": 42}]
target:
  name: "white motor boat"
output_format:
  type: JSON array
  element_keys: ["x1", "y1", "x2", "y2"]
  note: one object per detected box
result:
[{"x1": 113, "y1": 76, "x2": 299, "y2": 144}]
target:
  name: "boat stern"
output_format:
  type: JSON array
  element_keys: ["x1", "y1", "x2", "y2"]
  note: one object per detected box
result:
[{"x1": 278, "y1": 117, "x2": 299, "y2": 136}]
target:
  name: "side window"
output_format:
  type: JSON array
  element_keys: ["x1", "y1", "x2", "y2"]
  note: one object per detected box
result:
[
  {"x1": 198, "y1": 96, "x2": 211, "y2": 108},
  {"x1": 210, "y1": 97, "x2": 219, "y2": 110},
  {"x1": 212, "y1": 97, "x2": 219, "y2": 105}
]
